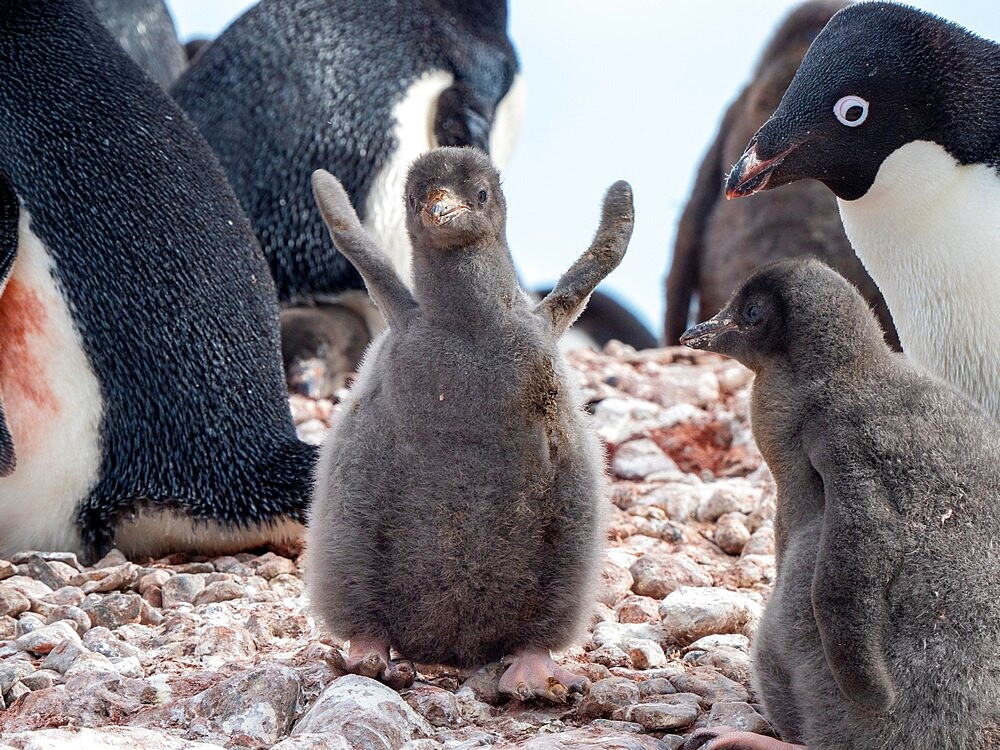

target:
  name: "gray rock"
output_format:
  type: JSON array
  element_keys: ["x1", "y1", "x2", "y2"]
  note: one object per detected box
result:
[
  {"x1": 2, "y1": 726, "x2": 227, "y2": 749},
  {"x1": 44, "y1": 605, "x2": 91, "y2": 634},
  {"x1": 83, "y1": 593, "x2": 143, "y2": 630},
  {"x1": 684, "y1": 634, "x2": 750, "y2": 654},
  {"x1": 0, "y1": 587, "x2": 30, "y2": 617},
  {"x1": 698, "y1": 701, "x2": 774, "y2": 735},
  {"x1": 637, "y1": 677, "x2": 676, "y2": 698},
  {"x1": 133, "y1": 664, "x2": 301, "y2": 748},
  {"x1": 638, "y1": 483, "x2": 704, "y2": 523},
  {"x1": 41, "y1": 639, "x2": 91, "y2": 674},
  {"x1": 511, "y1": 725, "x2": 672, "y2": 748},
  {"x1": 43, "y1": 586, "x2": 86, "y2": 607},
  {"x1": 0, "y1": 614, "x2": 17, "y2": 638},
  {"x1": 577, "y1": 677, "x2": 640, "y2": 719},
  {"x1": 10, "y1": 551, "x2": 83, "y2": 570},
  {"x1": 613, "y1": 439, "x2": 680, "y2": 480},
  {"x1": 4, "y1": 576, "x2": 54, "y2": 602},
  {"x1": 80, "y1": 563, "x2": 139, "y2": 594},
  {"x1": 625, "y1": 693, "x2": 701, "y2": 731},
  {"x1": 65, "y1": 651, "x2": 118, "y2": 677},
  {"x1": 0, "y1": 659, "x2": 35, "y2": 693},
  {"x1": 670, "y1": 667, "x2": 749, "y2": 705},
  {"x1": 731, "y1": 555, "x2": 776, "y2": 587},
  {"x1": 6, "y1": 680, "x2": 31, "y2": 703},
  {"x1": 713, "y1": 513, "x2": 751, "y2": 556},
  {"x1": 194, "y1": 581, "x2": 244, "y2": 605},
  {"x1": 254, "y1": 553, "x2": 298, "y2": 579},
  {"x1": 404, "y1": 685, "x2": 464, "y2": 728},
  {"x1": 20, "y1": 668, "x2": 59, "y2": 691},
  {"x1": 659, "y1": 587, "x2": 763, "y2": 645},
  {"x1": 15, "y1": 613, "x2": 46, "y2": 637},
  {"x1": 588, "y1": 644, "x2": 632, "y2": 669},
  {"x1": 597, "y1": 563, "x2": 634, "y2": 607},
  {"x1": 623, "y1": 638, "x2": 668, "y2": 670},
  {"x1": 193, "y1": 625, "x2": 256, "y2": 663},
  {"x1": 26, "y1": 555, "x2": 70, "y2": 590},
  {"x1": 629, "y1": 554, "x2": 712, "y2": 599},
  {"x1": 293, "y1": 674, "x2": 432, "y2": 749},
  {"x1": 137, "y1": 569, "x2": 171, "y2": 594},
  {"x1": 83, "y1": 627, "x2": 145, "y2": 661},
  {"x1": 160, "y1": 574, "x2": 206, "y2": 608},
  {"x1": 742, "y1": 523, "x2": 775, "y2": 556},
  {"x1": 696, "y1": 485, "x2": 757, "y2": 522},
  {"x1": 15, "y1": 620, "x2": 81, "y2": 655},
  {"x1": 616, "y1": 595, "x2": 661, "y2": 624},
  {"x1": 691, "y1": 646, "x2": 753, "y2": 685}
]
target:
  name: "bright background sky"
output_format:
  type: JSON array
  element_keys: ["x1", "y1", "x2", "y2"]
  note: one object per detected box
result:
[{"x1": 166, "y1": 0, "x2": 999, "y2": 341}]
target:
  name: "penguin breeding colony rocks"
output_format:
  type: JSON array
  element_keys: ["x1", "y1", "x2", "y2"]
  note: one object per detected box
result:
[
  {"x1": 725, "y1": 2, "x2": 1000, "y2": 421},
  {"x1": 0, "y1": 1, "x2": 316, "y2": 561},
  {"x1": 306, "y1": 147, "x2": 634, "y2": 701},
  {"x1": 664, "y1": 0, "x2": 899, "y2": 351},
  {"x1": 171, "y1": 0, "x2": 523, "y2": 306},
  {"x1": 680, "y1": 259, "x2": 1000, "y2": 750},
  {"x1": 90, "y1": 0, "x2": 187, "y2": 87}
]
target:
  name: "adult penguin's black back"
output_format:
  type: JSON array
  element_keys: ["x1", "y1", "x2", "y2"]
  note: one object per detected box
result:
[
  {"x1": 0, "y1": 0, "x2": 316, "y2": 561},
  {"x1": 172, "y1": 0, "x2": 523, "y2": 304}
]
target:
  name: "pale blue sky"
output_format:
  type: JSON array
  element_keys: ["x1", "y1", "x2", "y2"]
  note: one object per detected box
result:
[{"x1": 167, "y1": 1, "x2": 999, "y2": 339}]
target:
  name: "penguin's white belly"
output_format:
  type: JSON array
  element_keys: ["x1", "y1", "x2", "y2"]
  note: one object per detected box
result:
[
  {"x1": 362, "y1": 70, "x2": 526, "y2": 287},
  {"x1": 0, "y1": 211, "x2": 104, "y2": 556},
  {"x1": 839, "y1": 140, "x2": 1000, "y2": 420}
]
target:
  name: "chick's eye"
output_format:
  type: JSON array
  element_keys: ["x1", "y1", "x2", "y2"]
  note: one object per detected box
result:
[
  {"x1": 477, "y1": 189, "x2": 488, "y2": 205},
  {"x1": 833, "y1": 95, "x2": 869, "y2": 127},
  {"x1": 744, "y1": 302, "x2": 762, "y2": 325}
]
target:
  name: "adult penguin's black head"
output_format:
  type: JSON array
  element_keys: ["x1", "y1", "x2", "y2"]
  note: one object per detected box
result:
[
  {"x1": 404, "y1": 147, "x2": 506, "y2": 252},
  {"x1": 725, "y1": 2, "x2": 995, "y2": 202}
]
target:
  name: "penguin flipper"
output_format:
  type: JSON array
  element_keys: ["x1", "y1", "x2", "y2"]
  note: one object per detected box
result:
[
  {"x1": 0, "y1": 172, "x2": 19, "y2": 476},
  {"x1": 809, "y1": 444, "x2": 899, "y2": 713},
  {"x1": 537, "y1": 180, "x2": 634, "y2": 338},
  {"x1": 434, "y1": 83, "x2": 492, "y2": 153},
  {"x1": 311, "y1": 169, "x2": 418, "y2": 327}
]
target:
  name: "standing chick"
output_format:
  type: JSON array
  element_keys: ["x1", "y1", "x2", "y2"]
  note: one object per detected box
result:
[
  {"x1": 680, "y1": 259, "x2": 1000, "y2": 750},
  {"x1": 306, "y1": 147, "x2": 634, "y2": 701}
]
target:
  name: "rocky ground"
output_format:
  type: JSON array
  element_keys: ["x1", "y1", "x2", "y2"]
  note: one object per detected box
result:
[{"x1": 0, "y1": 345, "x2": 779, "y2": 750}]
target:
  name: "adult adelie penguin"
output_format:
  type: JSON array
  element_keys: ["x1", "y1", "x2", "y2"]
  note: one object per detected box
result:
[
  {"x1": 681, "y1": 259, "x2": 1000, "y2": 750},
  {"x1": 0, "y1": 1, "x2": 316, "y2": 561},
  {"x1": 725, "y1": 2, "x2": 1000, "y2": 421},
  {"x1": 664, "y1": 0, "x2": 899, "y2": 350},
  {"x1": 172, "y1": 0, "x2": 524, "y2": 307}
]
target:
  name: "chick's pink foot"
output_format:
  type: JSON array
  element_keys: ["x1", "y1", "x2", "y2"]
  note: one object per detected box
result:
[
  {"x1": 498, "y1": 646, "x2": 589, "y2": 703},
  {"x1": 684, "y1": 727, "x2": 806, "y2": 750},
  {"x1": 329, "y1": 634, "x2": 415, "y2": 690}
]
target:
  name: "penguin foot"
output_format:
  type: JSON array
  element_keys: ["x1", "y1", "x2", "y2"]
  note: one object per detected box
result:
[
  {"x1": 683, "y1": 727, "x2": 805, "y2": 750},
  {"x1": 328, "y1": 634, "x2": 416, "y2": 690},
  {"x1": 498, "y1": 647, "x2": 589, "y2": 704}
]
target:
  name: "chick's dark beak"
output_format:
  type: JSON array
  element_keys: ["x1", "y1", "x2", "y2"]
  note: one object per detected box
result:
[
  {"x1": 680, "y1": 313, "x2": 738, "y2": 349},
  {"x1": 423, "y1": 188, "x2": 471, "y2": 226},
  {"x1": 725, "y1": 143, "x2": 799, "y2": 199}
]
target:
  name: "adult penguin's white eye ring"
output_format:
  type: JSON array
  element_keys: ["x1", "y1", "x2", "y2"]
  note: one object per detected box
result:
[{"x1": 833, "y1": 95, "x2": 869, "y2": 127}]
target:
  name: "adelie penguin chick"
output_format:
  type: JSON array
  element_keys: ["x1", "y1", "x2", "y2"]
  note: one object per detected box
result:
[
  {"x1": 306, "y1": 147, "x2": 634, "y2": 701},
  {"x1": 726, "y1": 2, "x2": 1000, "y2": 421},
  {"x1": 664, "y1": 0, "x2": 899, "y2": 351},
  {"x1": 280, "y1": 304, "x2": 370, "y2": 399},
  {"x1": 680, "y1": 259, "x2": 1000, "y2": 750}
]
